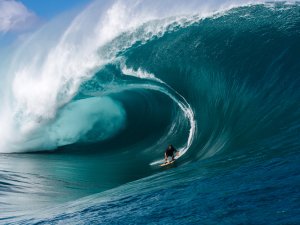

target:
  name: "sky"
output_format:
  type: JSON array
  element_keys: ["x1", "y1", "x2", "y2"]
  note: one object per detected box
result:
[
  {"x1": 0, "y1": 0, "x2": 92, "y2": 35},
  {"x1": 19, "y1": 0, "x2": 91, "y2": 19}
]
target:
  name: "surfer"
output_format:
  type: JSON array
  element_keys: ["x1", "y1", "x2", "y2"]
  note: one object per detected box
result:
[{"x1": 165, "y1": 145, "x2": 178, "y2": 162}]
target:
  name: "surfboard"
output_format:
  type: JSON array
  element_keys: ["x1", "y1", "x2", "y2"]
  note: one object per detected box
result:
[{"x1": 160, "y1": 160, "x2": 175, "y2": 167}]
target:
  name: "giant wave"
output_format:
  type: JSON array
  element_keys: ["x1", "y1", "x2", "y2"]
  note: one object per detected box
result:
[{"x1": 0, "y1": 0, "x2": 300, "y2": 224}]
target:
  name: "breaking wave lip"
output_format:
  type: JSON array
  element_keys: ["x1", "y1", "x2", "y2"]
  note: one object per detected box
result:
[
  {"x1": 0, "y1": 0, "x2": 206, "y2": 153},
  {"x1": 0, "y1": 0, "x2": 291, "y2": 153}
]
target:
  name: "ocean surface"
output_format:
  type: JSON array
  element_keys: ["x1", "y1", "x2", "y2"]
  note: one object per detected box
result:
[{"x1": 0, "y1": 1, "x2": 300, "y2": 224}]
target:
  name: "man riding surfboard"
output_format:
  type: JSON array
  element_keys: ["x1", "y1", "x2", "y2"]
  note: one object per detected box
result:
[{"x1": 164, "y1": 144, "x2": 178, "y2": 163}]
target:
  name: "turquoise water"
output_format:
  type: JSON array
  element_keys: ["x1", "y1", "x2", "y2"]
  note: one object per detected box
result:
[{"x1": 0, "y1": 1, "x2": 300, "y2": 224}]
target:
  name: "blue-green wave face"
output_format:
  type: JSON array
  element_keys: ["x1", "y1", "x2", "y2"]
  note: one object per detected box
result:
[
  {"x1": 0, "y1": 1, "x2": 300, "y2": 223},
  {"x1": 73, "y1": 3, "x2": 300, "y2": 161}
]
